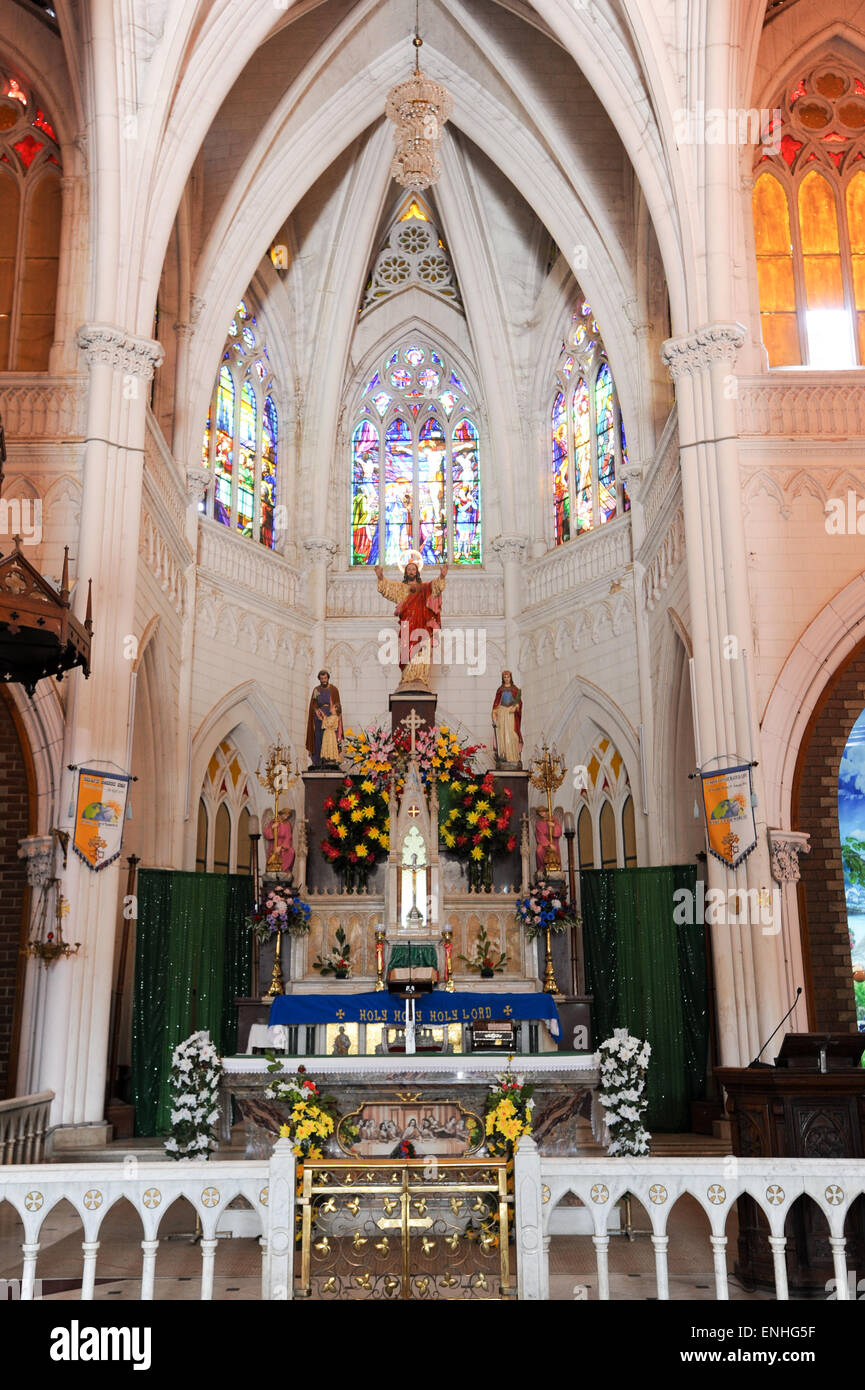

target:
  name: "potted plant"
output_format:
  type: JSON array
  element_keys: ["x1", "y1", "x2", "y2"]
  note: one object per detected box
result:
[
  {"x1": 458, "y1": 924, "x2": 507, "y2": 978},
  {"x1": 313, "y1": 924, "x2": 352, "y2": 979}
]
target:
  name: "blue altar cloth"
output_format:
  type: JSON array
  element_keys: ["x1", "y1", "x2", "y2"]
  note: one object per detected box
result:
[{"x1": 269, "y1": 990, "x2": 560, "y2": 1037}]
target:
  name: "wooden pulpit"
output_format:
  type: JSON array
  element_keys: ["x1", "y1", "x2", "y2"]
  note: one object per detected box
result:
[{"x1": 717, "y1": 1033, "x2": 865, "y2": 1291}]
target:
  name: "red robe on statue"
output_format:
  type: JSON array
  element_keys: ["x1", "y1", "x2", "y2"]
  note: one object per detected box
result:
[{"x1": 394, "y1": 581, "x2": 443, "y2": 669}]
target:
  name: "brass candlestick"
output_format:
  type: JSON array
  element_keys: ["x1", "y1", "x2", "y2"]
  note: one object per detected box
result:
[
  {"x1": 263, "y1": 929, "x2": 285, "y2": 1001},
  {"x1": 542, "y1": 925, "x2": 557, "y2": 994},
  {"x1": 529, "y1": 738, "x2": 566, "y2": 876},
  {"x1": 375, "y1": 928, "x2": 386, "y2": 992},
  {"x1": 257, "y1": 742, "x2": 299, "y2": 874},
  {"x1": 442, "y1": 926, "x2": 454, "y2": 992}
]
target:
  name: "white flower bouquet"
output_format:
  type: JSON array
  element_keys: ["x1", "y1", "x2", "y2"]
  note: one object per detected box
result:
[
  {"x1": 598, "y1": 1028, "x2": 651, "y2": 1156},
  {"x1": 164, "y1": 1030, "x2": 223, "y2": 1160}
]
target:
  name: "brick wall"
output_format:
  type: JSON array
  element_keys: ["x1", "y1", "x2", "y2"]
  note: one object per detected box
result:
[
  {"x1": 792, "y1": 646, "x2": 864, "y2": 1032},
  {"x1": 0, "y1": 691, "x2": 31, "y2": 1097}
]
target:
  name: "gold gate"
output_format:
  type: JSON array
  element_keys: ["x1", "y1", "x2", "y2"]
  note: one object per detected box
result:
[{"x1": 297, "y1": 1158, "x2": 514, "y2": 1300}]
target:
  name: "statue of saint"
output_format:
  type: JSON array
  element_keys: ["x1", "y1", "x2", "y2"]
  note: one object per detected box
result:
[
  {"x1": 263, "y1": 807, "x2": 295, "y2": 876},
  {"x1": 305, "y1": 670, "x2": 343, "y2": 765},
  {"x1": 534, "y1": 806, "x2": 563, "y2": 876},
  {"x1": 374, "y1": 551, "x2": 448, "y2": 689},
  {"x1": 492, "y1": 670, "x2": 523, "y2": 767}
]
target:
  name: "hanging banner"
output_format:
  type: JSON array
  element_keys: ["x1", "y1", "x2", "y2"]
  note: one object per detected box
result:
[
  {"x1": 700, "y1": 764, "x2": 757, "y2": 869},
  {"x1": 72, "y1": 768, "x2": 131, "y2": 871}
]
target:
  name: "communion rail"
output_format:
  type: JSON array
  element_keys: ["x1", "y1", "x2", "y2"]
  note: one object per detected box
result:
[
  {"x1": 0, "y1": 1091, "x2": 54, "y2": 1164},
  {"x1": 513, "y1": 1138, "x2": 865, "y2": 1301},
  {"x1": 0, "y1": 1141, "x2": 296, "y2": 1301}
]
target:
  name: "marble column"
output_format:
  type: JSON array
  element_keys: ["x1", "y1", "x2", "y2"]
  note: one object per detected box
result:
[
  {"x1": 303, "y1": 537, "x2": 336, "y2": 678},
  {"x1": 491, "y1": 535, "x2": 528, "y2": 674},
  {"x1": 32, "y1": 324, "x2": 163, "y2": 1131},
  {"x1": 662, "y1": 326, "x2": 785, "y2": 1065}
]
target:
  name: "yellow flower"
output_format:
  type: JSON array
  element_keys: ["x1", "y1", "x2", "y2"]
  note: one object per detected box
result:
[
  {"x1": 451, "y1": 780, "x2": 462, "y2": 792},
  {"x1": 351, "y1": 808, "x2": 363, "y2": 822},
  {"x1": 470, "y1": 847, "x2": 484, "y2": 861},
  {"x1": 480, "y1": 827, "x2": 492, "y2": 839},
  {"x1": 466, "y1": 783, "x2": 478, "y2": 794},
  {"x1": 440, "y1": 773, "x2": 450, "y2": 783},
  {"x1": 367, "y1": 827, "x2": 380, "y2": 841},
  {"x1": 356, "y1": 843, "x2": 369, "y2": 858},
  {"x1": 476, "y1": 799, "x2": 489, "y2": 812},
  {"x1": 337, "y1": 825, "x2": 347, "y2": 840},
  {"x1": 380, "y1": 834, "x2": 390, "y2": 850},
  {"x1": 467, "y1": 811, "x2": 479, "y2": 826},
  {"x1": 279, "y1": 1123, "x2": 291, "y2": 1138},
  {"x1": 448, "y1": 809, "x2": 459, "y2": 822},
  {"x1": 442, "y1": 832, "x2": 455, "y2": 848},
  {"x1": 347, "y1": 794, "x2": 358, "y2": 808},
  {"x1": 361, "y1": 779, "x2": 375, "y2": 794}
]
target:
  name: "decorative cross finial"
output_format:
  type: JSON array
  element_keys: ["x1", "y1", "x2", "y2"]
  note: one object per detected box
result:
[{"x1": 401, "y1": 707, "x2": 422, "y2": 754}]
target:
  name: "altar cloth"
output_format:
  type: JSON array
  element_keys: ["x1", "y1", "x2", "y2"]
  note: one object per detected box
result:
[{"x1": 269, "y1": 990, "x2": 561, "y2": 1037}]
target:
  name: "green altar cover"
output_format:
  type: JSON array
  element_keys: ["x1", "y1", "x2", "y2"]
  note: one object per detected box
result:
[
  {"x1": 269, "y1": 990, "x2": 561, "y2": 1036},
  {"x1": 387, "y1": 944, "x2": 438, "y2": 970}
]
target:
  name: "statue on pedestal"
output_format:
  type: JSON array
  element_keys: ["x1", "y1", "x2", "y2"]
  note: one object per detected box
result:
[
  {"x1": 305, "y1": 669, "x2": 343, "y2": 766},
  {"x1": 492, "y1": 670, "x2": 523, "y2": 768},
  {"x1": 374, "y1": 551, "x2": 448, "y2": 689}
]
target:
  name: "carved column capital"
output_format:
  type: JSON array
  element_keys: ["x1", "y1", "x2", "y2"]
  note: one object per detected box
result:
[
  {"x1": 77, "y1": 324, "x2": 165, "y2": 379},
  {"x1": 303, "y1": 537, "x2": 337, "y2": 567},
  {"x1": 491, "y1": 534, "x2": 530, "y2": 564},
  {"x1": 767, "y1": 828, "x2": 811, "y2": 883},
  {"x1": 661, "y1": 323, "x2": 746, "y2": 381},
  {"x1": 185, "y1": 464, "x2": 212, "y2": 504},
  {"x1": 18, "y1": 835, "x2": 55, "y2": 889}
]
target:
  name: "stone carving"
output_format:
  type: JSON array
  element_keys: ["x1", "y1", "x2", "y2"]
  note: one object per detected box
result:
[
  {"x1": 525, "y1": 522, "x2": 632, "y2": 608},
  {"x1": 185, "y1": 465, "x2": 212, "y2": 505},
  {"x1": 661, "y1": 323, "x2": 746, "y2": 380},
  {"x1": 0, "y1": 381, "x2": 87, "y2": 440},
  {"x1": 768, "y1": 828, "x2": 810, "y2": 884},
  {"x1": 642, "y1": 507, "x2": 685, "y2": 610},
  {"x1": 77, "y1": 324, "x2": 164, "y2": 379},
  {"x1": 198, "y1": 521, "x2": 302, "y2": 608},
  {"x1": 17, "y1": 835, "x2": 55, "y2": 889},
  {"x1": 361, "y1": 205, "x2": 461, "y2": 314},
  {"x1": 491, "y1": 535, "x2": 529, "y2": 565},
  {"x1": 139, "y1": 511, "x2": 186, "y2": 616},
  {"x1": 738, "y1": 380, "x2": 865, "y2": 438}
]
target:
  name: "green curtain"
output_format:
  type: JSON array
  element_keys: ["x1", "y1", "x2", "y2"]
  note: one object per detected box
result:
[
  {"x1": 131, "y1": 869, "x2": 252, "y2": 1136},
  {"x1": 581, "y1": 865, "x2": 707, "y2": 1132}
]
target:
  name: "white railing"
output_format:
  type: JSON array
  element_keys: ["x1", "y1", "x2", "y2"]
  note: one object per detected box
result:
[
  {"x1": 0, "y1": 1091, "x2": 53, "y2": 1164},
  {"x1": 0, "y1": 1139, "x2": 296, "y2": 1301},
  {"x1": 513, "y1": 1138, "x2": 865, "y2": 1301}
]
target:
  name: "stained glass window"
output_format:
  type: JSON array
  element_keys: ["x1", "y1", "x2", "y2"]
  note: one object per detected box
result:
[
  {"x1": 552, "y1": 391, "x2": 569, "y2": 544},
  {"x1": 350, "y1": 338, "x2": 481, "y2": 566},
  {"x1": 753, "y1": 59, "x2": 865, "y2": 366},
  {"x1": 551, "y1": 304, "x2": 628, "y2": 545},
  {"x1": 201, "y1": 302, "x2": 280, "y2": 547}
]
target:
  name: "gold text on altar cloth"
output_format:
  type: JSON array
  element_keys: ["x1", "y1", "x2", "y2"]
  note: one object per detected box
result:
[{"x1": 358, "y1": 1006, "x2": 495, "y2": 1022}]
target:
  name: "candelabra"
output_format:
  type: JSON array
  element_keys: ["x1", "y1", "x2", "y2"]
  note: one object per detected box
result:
[
  {"x1": 257, "y1": 742, "x2": 300, "y2": 874},
  {"x1": 529, "y1": 739, "x2": 566, "y2": 875},
  {"x1": 24, "y1": 879, "x2": 80, "y2": 966}
]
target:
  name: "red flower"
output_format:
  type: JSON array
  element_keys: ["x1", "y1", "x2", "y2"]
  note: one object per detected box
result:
[
  {"x1": 503, "y1": 788, "x2": 513, "y2": 800},
  {"x1": 478, "y1": 815, "x2": 489, "y2": 830},
  {"x1": 456, "y1": 834, "x2": 467, "y2": 846},
  {"x1": 463, "y1": 796, "x2": 473, "y2": 807},
  {"x1": 348, "y1": 850, "x2": 358, "y2": 863},
  {"x1": 506, "y1": 836, "x2": 516, "y2": 852},
  {"x1": 324, "y1": 797, "x2": 335, "y2": 812},
  {"x1": 339, "y1": 797, "x2": 352, "y2": 810},
  {"x1": 496, "y1": 817, "x2": 508, "y2": 831}
]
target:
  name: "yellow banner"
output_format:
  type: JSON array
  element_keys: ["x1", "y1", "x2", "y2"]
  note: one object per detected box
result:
[
  {"x1": 700, "y1": 765, "x2": 757, "y2": 869},
  {"x1": 73, "y1": 768, "x2": 130, "y2": 871}
]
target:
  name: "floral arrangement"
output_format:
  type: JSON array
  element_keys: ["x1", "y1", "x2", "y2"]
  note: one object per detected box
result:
[
  {"x1": 458, "y1": 924, "x2": 507, "y2": 976},
  {"x1": 341, "y1": 722, "x2": 481, "y2": 793},
  {"x1": 164, "y1": 1031, "x2": 223, "y2": 1160},
  {"x1": 321, "y1": 775, "x2": 390, "y2": 882},
  {"x1": 484, "y1": 1064, "x2": 534, "y2": 1156},
  {"x1": 312, "y1": 924, "x2": 352, "y2": 978},
  {"x1": 265, "y1": 1059, "x2": 338, "y2": 1159},
  {"x1": 598, "y1": 1030, "x2": 652, "y2": 1157},
  {"x1": 515, "y1": 878, "x2": 578, "y2": 941},
  {"x1": 439, "y1": 771, "x2": 516, "y2": 862},
  {"x1": 246, "y1": 886, "x2": 311, "y2": 942}
]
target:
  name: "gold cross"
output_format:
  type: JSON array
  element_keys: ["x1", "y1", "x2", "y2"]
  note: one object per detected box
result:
[
  {"x1": 407, "y1": 804, "x2": 420, "y2": 819},
  {"x1": 503, "y1": 1005, "x2": 513, "y2": 1016},
  {"x1": 336, "y1": 1009, "x2": 345, "y2": 1019}
]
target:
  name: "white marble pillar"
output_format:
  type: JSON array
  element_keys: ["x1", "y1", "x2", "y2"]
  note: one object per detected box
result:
[
  {"x1": 661, "y1": 327, "x2": 785, "y2": 1066},
  {"x1": 303, "y1": 537, "x2": 336, "y2": 677},
  {"x1": 32, "y1": 325, "x2": 163, "y2": 1130},
  {"x1": 491, "y1": 535, "x2": 528, "y2": 674}
]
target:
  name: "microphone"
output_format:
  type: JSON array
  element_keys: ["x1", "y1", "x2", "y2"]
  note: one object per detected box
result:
[{"x1": 748, "y1": 987, "x2": 802, "y2": 1068}]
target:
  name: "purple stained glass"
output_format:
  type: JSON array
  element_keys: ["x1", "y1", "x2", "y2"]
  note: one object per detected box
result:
[
  {"x1": 242, "y1": 325, "x2": 255, "y2": 352},
  {"x1": 552, "y1": 391, "x2": 569, "y2": 545},
  {"x1": 351, "y1": 418, "x2": 380, "y2": 565},
  {"x1": 573, "y1": 378, "x2": 592, "y2": 532},
  {"x1": 621, "y1": 413, "x2": 630, "y2": 514},
  {"x1": 384, "y1": 416, "x2": 413, "y2": 565},
  {"x1": 451, "y1": 417, "x2": 481, "y2": 564},
  {"x1": 404, "y1": 345, "x2": 425, "y2": 366},
  {"x1": 581, "y1": 302, "x2": 592, "y2": 316},
  {"x1": 418, "y1": 368, "x2": 440, "y2": 396},
  {"x1": 387, "y1": 350, "x2": 399, "y2": 366},
  {"x1": 364, "y1": 371, "x2": 380, "y2": 395},
  {"x1": 236, "y1": 381, "x2": 256, "y2": 537},
  {"x1": 418, "y1": 416, "x2": 447, "y2": 563},
  {"x1": 372, "y1": 391, "x2": 391, "y2": 417},
  {"x1": 261, "y1": 395, "x2": 278, "y2": 549},
  {"x1": 449, "y1": 370, "x2": 466, "y2": 393},
  {"x1": 390, "y1": 368, "x2": 412, "y2": 389},
  {"x1": 562, "y1": 355, "x2": 575, "y2": 379},
  {"x1": 431, "y1": 350, "x2": 444, "y2": 366},
  {"x1": 595, "y1": 363, "x2": 616, "y2": 523}
]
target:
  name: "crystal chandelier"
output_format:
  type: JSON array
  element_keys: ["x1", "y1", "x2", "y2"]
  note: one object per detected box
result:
[{"x1": 385, "y1": 19, "x2": 452, "y2": 190}]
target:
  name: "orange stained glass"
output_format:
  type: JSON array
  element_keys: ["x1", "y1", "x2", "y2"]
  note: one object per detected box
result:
[
  {"x1": 752, "y1": 172, "x2": 800, "y2": 365},
  {"x1": 847, "y1": 170, "x2": 865, "y2": 360},
  {"x1": 798, "y1": 170, "x2": 844, "y2": 307}
]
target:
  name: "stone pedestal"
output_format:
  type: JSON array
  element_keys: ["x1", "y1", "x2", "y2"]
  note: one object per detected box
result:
[{"x1": 389, "y1": 688, "x2": 438, "y2": 735}]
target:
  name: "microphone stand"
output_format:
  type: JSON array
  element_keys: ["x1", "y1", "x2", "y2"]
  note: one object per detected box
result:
[{"x1": 748, "y1": 987, "x2": 802, "y2": 1068}]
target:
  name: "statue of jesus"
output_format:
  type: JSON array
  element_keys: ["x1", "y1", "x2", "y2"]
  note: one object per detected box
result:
[{"x1": 374, "y1": 550, "x2": 448, "y2": 690}]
